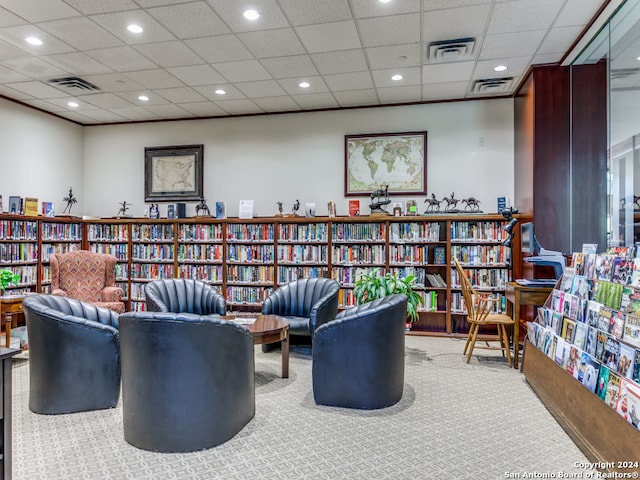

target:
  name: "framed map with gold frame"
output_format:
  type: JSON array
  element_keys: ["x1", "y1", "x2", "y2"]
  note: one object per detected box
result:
[
  {"x1": 344, "y1": 131, "x2": 427, "y2": 196},
  {"x1": 144, "y1": 144, "x2": 203, "y2": 202}
]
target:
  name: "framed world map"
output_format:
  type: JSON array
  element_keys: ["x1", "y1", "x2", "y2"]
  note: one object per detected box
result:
[{"x1": 344, "y1": 131, "x2": 427, "y2": 196}]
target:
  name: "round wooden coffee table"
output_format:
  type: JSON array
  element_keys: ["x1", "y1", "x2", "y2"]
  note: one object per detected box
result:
[{"x1": 222, "y1": 314, "x2": 290, "y2": 378}]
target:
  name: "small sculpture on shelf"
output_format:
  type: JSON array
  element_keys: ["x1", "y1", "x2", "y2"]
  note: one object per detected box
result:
[
  {"x1": 277, "y1": 202, "x2": 284, "y2": 215},
  {"x1": 442, "y1": 192, "x2": 460, "y2": 213},
  {"x1": 62, "y1": 187, "x2": 77, "y2": 215},
  {"x1": 292, "y1": 199, "x2": 300, "y2": 216},
  {"x1": 275, "y1": 200, "x2": 301, "y2": 218},
  {"x1": 369, "y1": 185, "x2": 391, "y2": 215},
  {"x1": 116, "y1": 201, "x2": 132, "y2": 217},
  {"x1": 195, "y1": 198, "x2": 211, "y2": 216},
  {"x1": 424, "y1": 193, "x2": 442, "y2": 213},
  {"x1": 462, "y1": 197, "x2": 482, "y2": 212}
]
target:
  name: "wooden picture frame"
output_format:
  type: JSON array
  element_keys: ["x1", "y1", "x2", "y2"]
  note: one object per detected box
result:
[
  {"x1": 144, "y1": 144, "x2": 203, "y2": 202},
  {"x1": 344, "y1": 131, "x2": 427, "y2": 196}
]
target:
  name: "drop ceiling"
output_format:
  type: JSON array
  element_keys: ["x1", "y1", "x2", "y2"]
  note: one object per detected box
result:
[{"x1": 0, "y1": 0, "x2": 608, "y2": 125}]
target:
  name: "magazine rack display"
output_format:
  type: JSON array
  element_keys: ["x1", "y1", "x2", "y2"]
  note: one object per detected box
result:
[
  {"x1": 522, "y1": 248, "x2": 640, "y2": 469},
  {"x1": 0, "y1": 213, "x2": 527, "y2": 335}
]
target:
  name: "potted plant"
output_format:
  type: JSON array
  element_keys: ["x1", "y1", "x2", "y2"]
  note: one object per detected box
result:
[
  {"x1": 353, "y1": 270, "x2": 423, "y2": 324},
  {"x1": 0, "y1": 269, "x2": 20, "y2": 295}
]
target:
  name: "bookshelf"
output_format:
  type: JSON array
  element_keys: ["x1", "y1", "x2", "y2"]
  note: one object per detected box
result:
[
  {"x1": 0, "y1": 213, "x2": 526, "y2": 336},
  {"x1": 0, "y1": 217, "x2": 38, "y2": 295}
]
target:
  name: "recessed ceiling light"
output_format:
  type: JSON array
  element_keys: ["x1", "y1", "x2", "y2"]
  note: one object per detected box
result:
[
  {"x1": 636, "y1": 56, "x2": 640, "y2": 61},
  {"x1": 215, "y1": 89, "x2": 226, "y2": 95},
  {"x1": 138, "y1": 95, "x2": 149, "y2": 102},
  {"x1": 391, "y1": 74, "x2": 404, "y2": 81},
  {"x1": 243, "y1": 9, "x2": 260, "y2": 21},
  {"x1": 379, "y1": 0, "x2": 392, "y2": 3},
  {"x1": 67, "y1": 102, "x2": 79, "y2": 108},
  {"x1": 127, "y1": 24, "x2": 143, "y2": 34},
  {"x1": 493, "y1": 65, "x2": 508, "y2": 72},
  {"x1": 299, "y1": 82, "x2": 310, "y2": 88},
  {"x1": 25, "y1": 37, "x2": 42, "y2": 46}
]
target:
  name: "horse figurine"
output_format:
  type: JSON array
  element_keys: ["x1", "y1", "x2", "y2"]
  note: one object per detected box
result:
[
  {"x1": 442, "y1": 192, "x2": 459, "y2": 212},
  {"x1": 369, "y1": 185, "x2": 391, "y2": 215},
  {"x1": 462, "y1": 197, "x2": 481, "y2": 212},
  {"x1": 424, "y1": 193, "x2": 441, "y2": 213},
  {"x1": 195, "y1": 198, "x2": 211, "y2": 216}
]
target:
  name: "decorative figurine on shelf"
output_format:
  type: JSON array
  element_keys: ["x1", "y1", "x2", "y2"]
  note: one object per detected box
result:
[
  {"x1": 369, "y1": 185, "x2": 391, "y2": 215},
  {"x1": 62, "y1": 187, "x2": 77, "y2": 215},
  {"x1": 424, "y1": 193, "x2": 442, "y2": 213},
  {"x1": 195, "y1": 197, "x2": 211, "y2": 216},
  {"x1": 462, "y1": 197, "x2": 482, "y2": 212},
  {"x1": 116, "y1": 201, "x2": 131, "y2": 217},
  {"x1": 292, "y1": 199, "x2": 300, "y2": 216},
  {"x1": 277, "y1": 202, "x2": 283, "y2": 215},
  {"x1": 442, "y1": 192, "x2": 459, "y2": 213}
]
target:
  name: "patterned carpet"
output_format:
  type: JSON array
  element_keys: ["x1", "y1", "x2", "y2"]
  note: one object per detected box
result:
[{"x1": 12, "y1": 337, "x2": 589, "y2": 480}]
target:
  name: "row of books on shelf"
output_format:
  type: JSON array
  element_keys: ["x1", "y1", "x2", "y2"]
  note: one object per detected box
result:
[
  {"x1": 90, "y1": 243, "x2": 128, "y2": 260},
  {"x1": 226, "y1": 223, "x2": 274, "y2": 241},
  {"x1": 450, "y1": 292, "x2": 507, "y2": 314},
  {"x1": 0, "y1": 243, "x2": 38, "y2": 262},
  {"x1": 227, "y1": 265, "x2": 274, "y2": 283},
  {"x1": 450, "y1": 245, "x2": 510, "y2": 266},
  {"x1": 278, "y1": 223, "x2": 328, "y2": 242},
  {"x1": 226, "y1": 286, "x2": 272, "y2": 305},
  {"x1": 0, "y1": 219, "x2": 38, "y2": 240},
  {"x1": 276, "y1": 245, "x2": 327, "y2": 263},
  {"x1": 331, "y1": 245, "x2": 385, "y2": 265},
  {"x1": 450, "y1": 268, "x2": 510, "y2": 290},
  {"x1": 278, "y1": 266, "x2": 328, "y2": 282},
  {"x1": 41, "y1": 223, "x2": 81, "y2": 240},
  {"x1": 87, "y1": 224, "x2": 128, "y2": 241},
  {"x1": 177, "y1": 265, "x2": 223, "y2": 282},
  {"x1": 450, "y1": 221, "x2": 507, "y2": 242},
  {"x1": 389, "y1": 221, "x2": 441, "y2": 242},
  {"x1": 177, "y1": 244, "x2": 223, "y2": 262},
  {"x1": 178, "y1": 224, "x2": 222, "y2": 242},
  {"x1": 227, "y1": 245, "x2": 274, "y2": 263},
  {"x1": 131, "y1": 244, "x2": 174, "y2": 261},
  {"x1": 132, "y1": 224, "x2": 175, "y2": 241},
  {"x1": 332, "y1": 222, "x2": 386, "y2": 241},
  {"x1": 41, "y1": 243, "x2": 80, "y2": 261}
]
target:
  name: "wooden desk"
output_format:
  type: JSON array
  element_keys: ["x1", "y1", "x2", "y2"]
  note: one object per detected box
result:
[
  {"x1": 505, "y1": 282, "x2": 553, "y2": 369},
  {"x1": 0, "y1": 296, "x2": 26, "y2": 349}
]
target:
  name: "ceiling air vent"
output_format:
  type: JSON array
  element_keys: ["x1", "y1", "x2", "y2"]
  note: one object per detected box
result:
[
  {"x1": 426, "y1": 37, "x2": 476, "y2": 63},
  {"x1": 48, "y1": 76, "x2": 100, "y2": 92},
  {"x1": 471, "y1": 77, "x2": 514, "y2": 94}
]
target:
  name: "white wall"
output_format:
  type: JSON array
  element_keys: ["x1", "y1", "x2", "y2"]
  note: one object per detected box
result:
[
  {"x1": 0, "y1": 98, "x2": 83, "y2": 213},
  {"x1": 83, "y1": 98, "x2": 514, "y2": 218}
]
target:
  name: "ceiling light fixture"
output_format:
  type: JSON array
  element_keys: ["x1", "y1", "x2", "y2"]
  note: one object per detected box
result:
[
  {"x1": 138, "y1": 95, "x2": 149, "y2": 101},
  {"x1": 67, "y1": 102, "x2": 79, "y2": 108},
  {"x1": 379, "y1": 0, "x2": 392, "y2": 3},
  {"x1": 299, "y1": 82, "x2": 310, "y2": 88},
  {"x1": 493, "y1": 65, "x2": 508, "y2": 72},
  {"x1": 215, "y1": 89, "x2": 226, "y2": 95},
  {"x1": 127, "y1": 24, "x2": 143, "y2": 34},
  {"x1": 391, "y1": 74, "x2": 404, "y2": 81},
  {"x1": 25, "y1": 37, "x2": 43, "y2": 46},
  {"x1": 243, "y1": 9, "x2": 260, "y2": 21}
]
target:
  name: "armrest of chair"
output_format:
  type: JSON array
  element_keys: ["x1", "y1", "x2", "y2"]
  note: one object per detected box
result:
[
  {"x1": 309, "y1": 291, "x2": 339, "y2": 332},
  {"x1": 51, "y1": 289, "x2": 67, "y2": 297},
  {"x1": 101, "y1": 286, "x2": 124, "y2": 302}
]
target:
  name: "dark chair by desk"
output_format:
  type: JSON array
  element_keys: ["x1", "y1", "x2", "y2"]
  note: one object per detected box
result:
[
  {"x1": 312, "y1": 294, "x2": 407, "y2": 409},
  {"x1": 119, "y1": 311, "x2": 255, "y2": 452},
  {"x1": 23, "y1": 294, "x2": 121, "y2": 414},
  {"x1": 145, "y1": 278, "x2": 226, "y2": 315}
]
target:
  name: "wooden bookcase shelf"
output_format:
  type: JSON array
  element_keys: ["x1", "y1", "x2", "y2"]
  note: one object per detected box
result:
[{"x1": 0, "y1": 213, "x2": 528, "y2": 336}]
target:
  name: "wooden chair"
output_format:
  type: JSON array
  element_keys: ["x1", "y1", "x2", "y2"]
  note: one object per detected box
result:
[{"x1": 453, "y1": 257, "x2": 514, "y2": 364}]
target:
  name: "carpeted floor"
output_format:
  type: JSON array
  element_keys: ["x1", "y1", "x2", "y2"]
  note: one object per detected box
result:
[{"x1": 12, "y1": 336, "x2": 589, "y2": 479}]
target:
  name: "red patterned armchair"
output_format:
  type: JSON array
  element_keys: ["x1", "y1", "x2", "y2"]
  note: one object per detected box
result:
[{"x1": 50, "y1": 250, "x2": 125, "y2": 314}]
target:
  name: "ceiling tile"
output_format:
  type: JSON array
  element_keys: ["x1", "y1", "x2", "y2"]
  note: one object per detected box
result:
[
  {"x1": 167, "y1": 65, "x2": 226, "y2": 85},
  {"x1": 192, "y1": 84, "x2": 245, "y2": 101},
  {"x1": 123, "y1": 69, "x2": 183, "y2": 89},
  {"x1": 0, "y1": 57, "x2": 66, "y2": 79},
  {"x1": 252, "y1": 95, "x2": 300, "y2": 112},
  {"x1": 351, "y1": 0, "x2": 420, "y2": 18},
  {"x1": 422, "y1": 61, "x2": 475, "y2": 84},
  {"x1": 38, "y1": 17, "x2": 122, "y2": 50},
  {"x1": 205, "y1": 0, "x2": 290, "y2": 32},
  {"x1": 0, "y1": 38, "x2": 34, "y2": 62},
  {"x1": 277, "y1": 0, "x2": 352, "y2": 26},
  {"x1": 376, "y1": 85, "x2": 421, "y2": 103},
  {"x1": 6, "y1": 80, "x2": 69, "y2": 98},
  {"x1": 422, "y1": 81, "x2": 468, "y2": 101},
  {"x1": 324, "y1": 71, "x2": 374, "y2": 92},
  {"x1": 133, "y1": 41, "x2": 204, "y2": 68},
  {"x1": 555, "y1": 0, "x2": 606, "y2": 28},
  {"x1": 531, "y1": 52, "x2": 563, "y2": 65},
  {"x1": 0, "y1": 7, "x2": 27, "y2": 27},
  {"x1": 147, "y1": 2, "x2": 230, "y2": 39},
  {"x1": 260, "y1": 55, "x2": 319, "y2": 79},
  {"x1": 311, "y1": 49, "x2": 368, "y2": 74},
  {"x1": 365, "y1": 43, "x2": 421, "y2": 69},
  {"x1": 22, "y1": 98, "x2": 68, "y2": 112},
  {"x1": 65, "y1": 92, "x2": 134, "y2": 109},
  {"x1": 63, "y1": 0, "x2": 139, "y2": 15},
  {"x1": 56, "y1": 110, "x2": 98, "y2": 123},
  {"x1": 358, "y1": 14, "x2": 421, "y2": 48},
  {"x1": 537, "y1": 26, "x2": 584, "y2": 56},
  {"x1": 422, "y1": 4, "x2": 491, "y2": 44},
  {"x1": 290, "y1": 92, "x2": 338, "y2": 109},
  {"x1": 212, "y1": 60, "x2": 272, "y2": 82},
  {"x1": 115, "y1": 90, "x2": 169, "y2": 105},
  {"x1": 42, "y1": 96, "x2": 99, "y2": 110},
  {"x1": 89, "y1": 10, "x2": 176, "y2": 45},
  {"x1": 154, "y1": 86, "x2": 208, "y2": 103},
  {"x1": 295, "y1": 21, "x2": 361, "y2": 53},
  {"x1": 214, "y1": 98, "x2": 263, "y2": 114},
  {"x1": 81, "y1": 73, "x2": 144, "y2": 92},
  {"x1": 278, "y1": 76, "x2": 329, "y2": 95},
  {"x1": 333, "y1": 88, "x2": 379, "y2": 107},
  {"x1": 0, "y1": 0, "x2": 79, "y2": 23},
  {"x1": 238, "y1": 28, "x2": 305, "y2": 58},
  {"x1": 423, "y1": 0, "x2": 492, "y2": 9},
  {"x1": 0, "y1": 25, "x2": 76, "y2": 55},
  {"x1": 488, "y1": 0, "x2": 563, "y2": 35},
  {"x1": 0, "y1": 63, "x2": 29, "y2": 82},
  {"x1": 44, "y1": 52, "x2": 113, "y2": 76},
  {"x1": 109, "y1": 105, "x2": 160, "y2": 120},
  {"x1": 479, "y1": 30, "x2": 548, "y2": 60},
  {"x1": 235, "y1": 80, "x2": 287, "y2": 98},
  {"x1": 178, "y1": 101, "x2": 227, "y2": 116},
  {"x1": 185, "y1": 35, "x2": 253, "y2": 63},
  {"x1": 77, "y1": 109, "x2": 127, "y2": 122},
  {"x1": 371, "y1": 66, "x2": 421, "y2": 87},
  {"x1": 143, "y1": 103, "x2": 192, "y2": 118},
  {"x1": 0, "y1": 83, "x2": 33, "y2": 99},
  {"x1": 88, "y1": 46, "x2": 158, "y2": 71}
]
